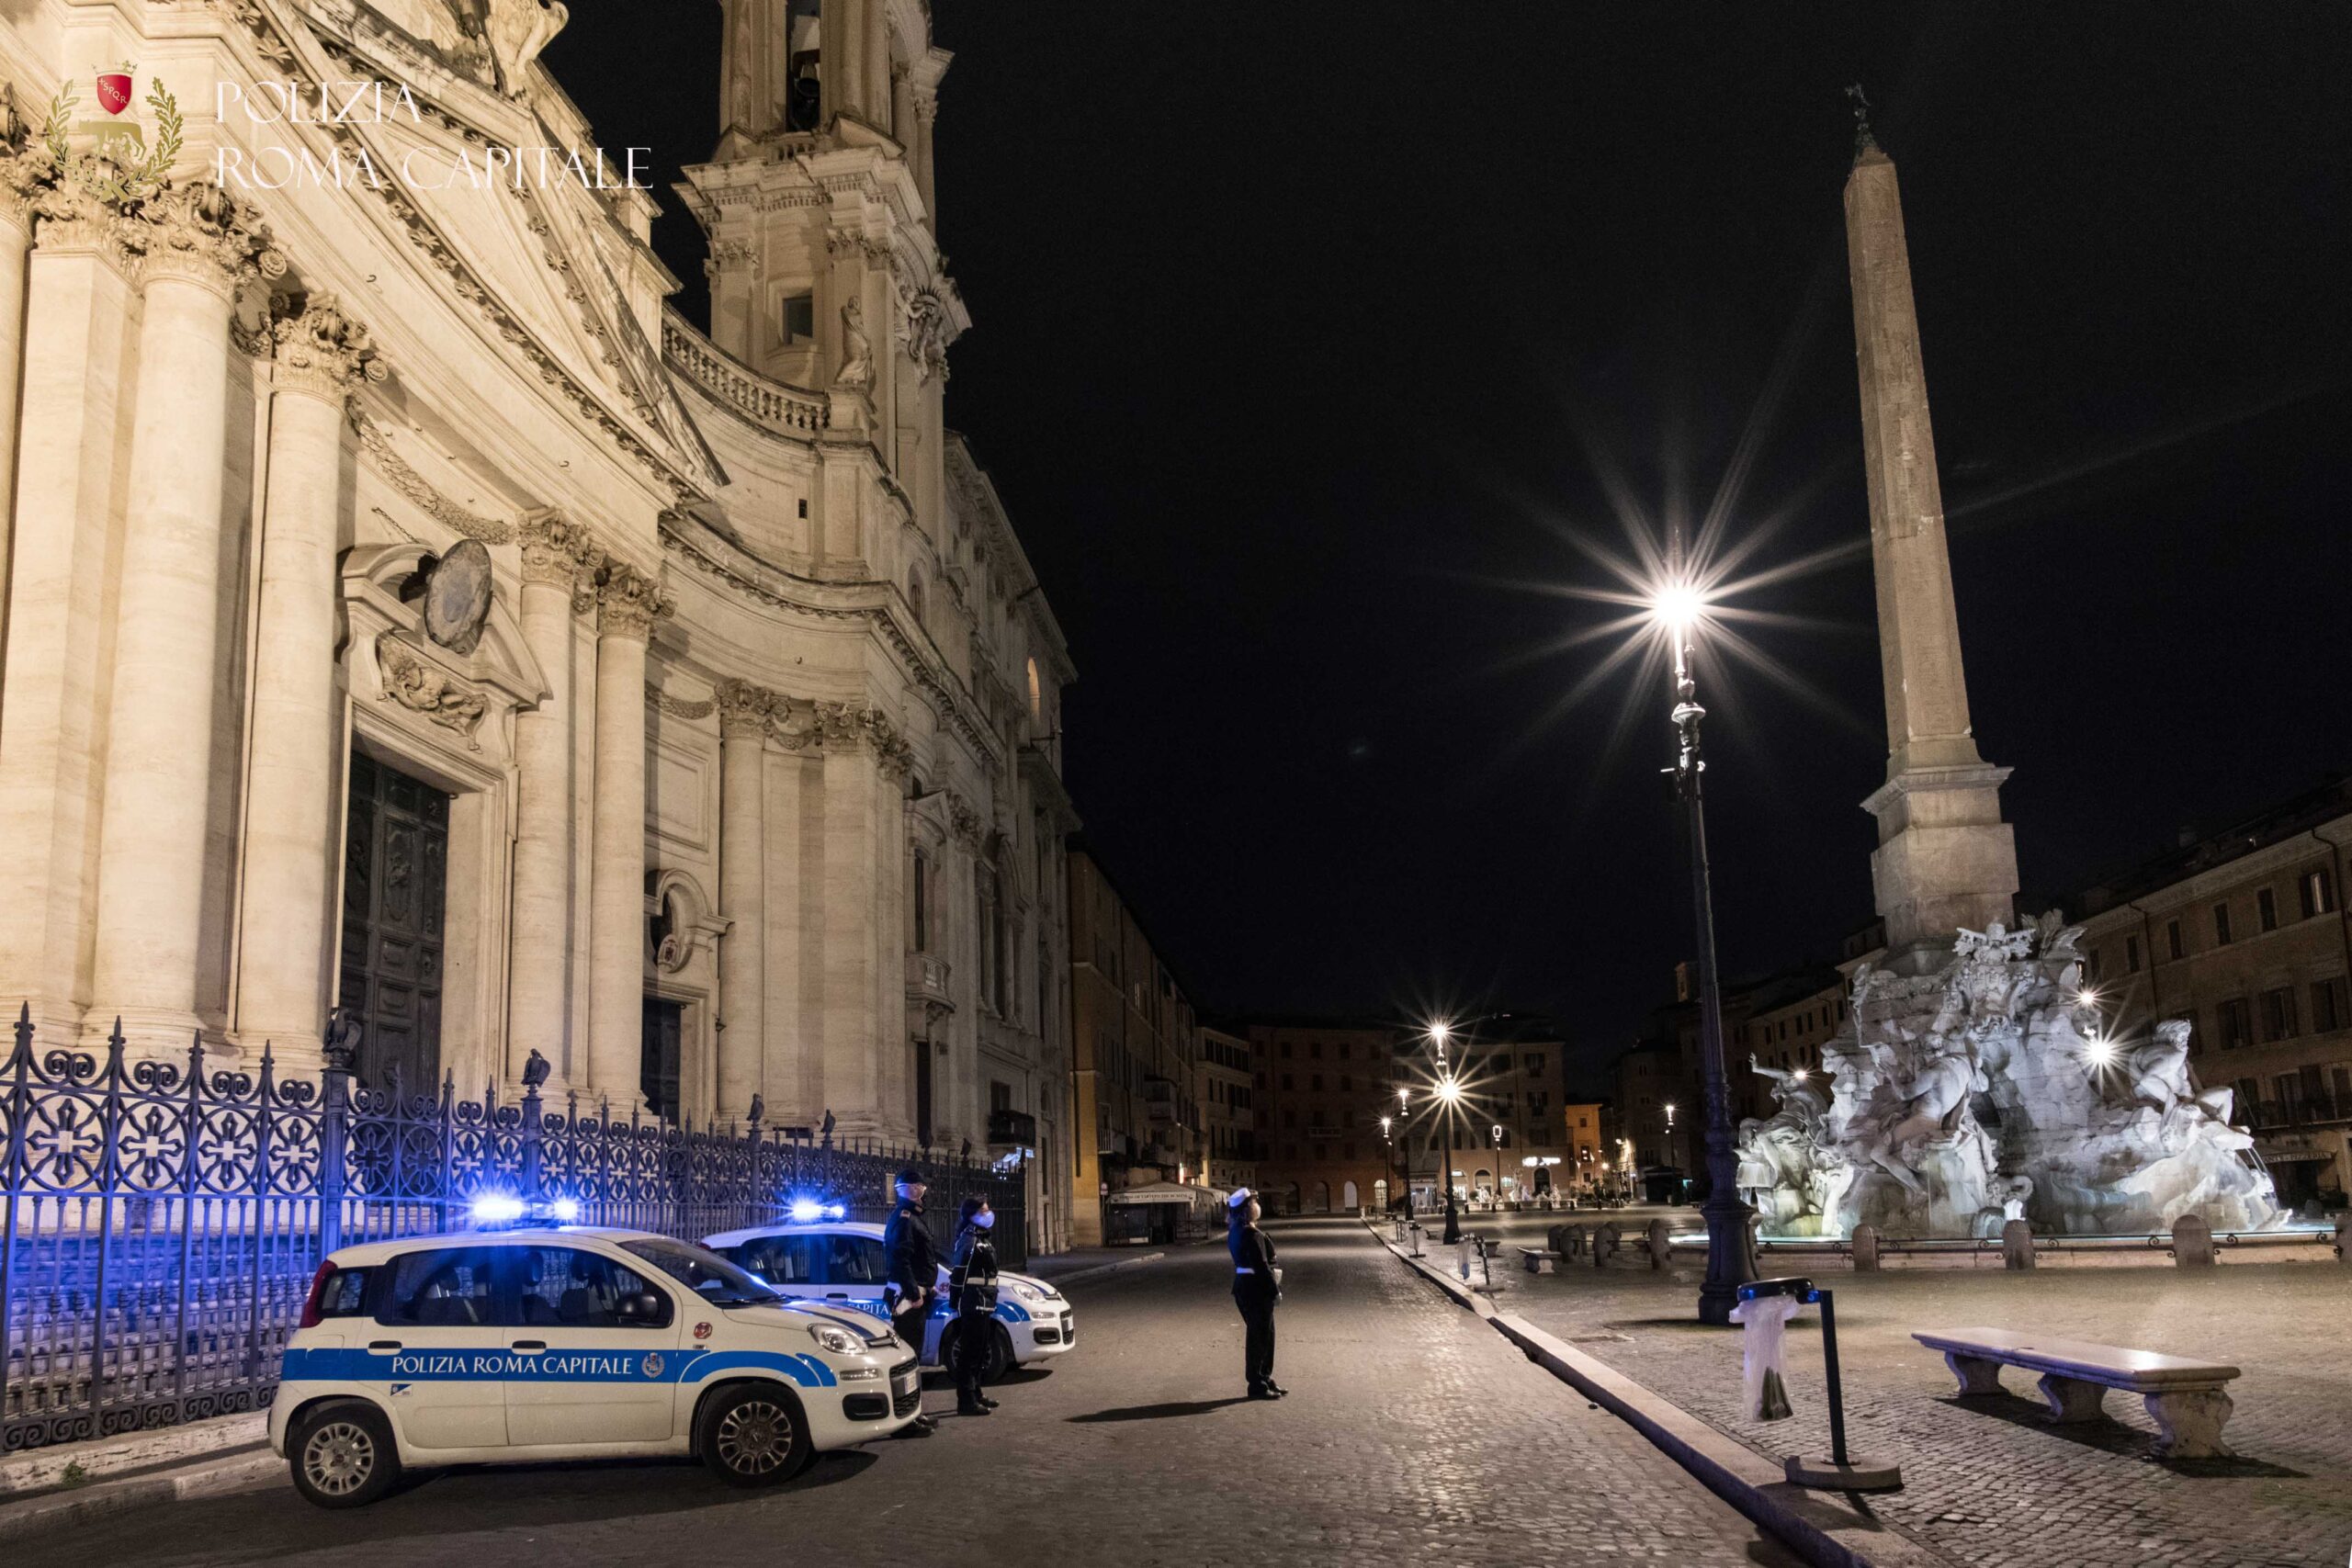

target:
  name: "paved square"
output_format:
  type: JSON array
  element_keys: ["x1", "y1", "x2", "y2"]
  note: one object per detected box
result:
[
  {"x1": 34, "y1": 1219, "x2": 1795, "y2": 1568},
  {"x1": 1464, "y1": 1210, "x2": 2352, "y2": 1568}
]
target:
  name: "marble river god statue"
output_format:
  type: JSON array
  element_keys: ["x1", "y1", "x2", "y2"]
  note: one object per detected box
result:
[{"x1": 1736, "y1": 918, "x2": 2282, "y2": 1238}]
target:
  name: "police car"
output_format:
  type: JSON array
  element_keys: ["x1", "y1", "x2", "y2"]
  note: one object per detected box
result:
[
  {"x1": 702, "y1": 1212, "x2": 1075, "y2": 1385},
  {"x1": 269, "y1": 1210, "x2": 921, "y2": 1507}
]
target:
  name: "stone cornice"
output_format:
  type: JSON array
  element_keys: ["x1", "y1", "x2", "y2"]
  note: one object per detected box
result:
[
  {"x1": 201, "y1": 1, "x2": 714, "y2": 505},
  {"x1": 656, "y1": 506, "x2": 998, "y2": 766},
  {"x1": 707, "y1": 674, "x2": 909, "y2": 776}
]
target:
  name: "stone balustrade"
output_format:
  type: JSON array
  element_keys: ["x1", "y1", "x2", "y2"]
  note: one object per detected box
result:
[{"x1": 661, "y1": 309, "x2": 830, "y2": 434}]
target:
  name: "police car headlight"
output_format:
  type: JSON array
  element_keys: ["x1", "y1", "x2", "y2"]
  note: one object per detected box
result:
[
  {"x1": 1008, "y1": 1280, "x2": 1046, "y2": 1303},
  {"x1": 806, "y1": 1323, "x2": 863, "y2": 1356}
]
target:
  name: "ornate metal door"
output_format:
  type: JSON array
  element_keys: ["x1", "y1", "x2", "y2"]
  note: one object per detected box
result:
[{"x1": 339, "y1": 750, "x2": 447, "y2": 1095}]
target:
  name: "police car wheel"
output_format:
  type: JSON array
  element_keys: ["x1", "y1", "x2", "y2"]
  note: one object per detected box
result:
[
  {"x1": 698, "y1": 1385, "x2": 811, "y2": 1486},
  {"x1": 944, "y1": 1321, "x2": 1013, "y2": 1386},
  {"x1": 290, "y1": 1401, "x2": 400, "y2": 1508}
]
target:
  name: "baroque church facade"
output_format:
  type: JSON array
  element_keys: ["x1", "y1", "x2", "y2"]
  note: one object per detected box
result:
[{"x1": 0, "y1": 0, "x2": 1075, "y2": 1249}]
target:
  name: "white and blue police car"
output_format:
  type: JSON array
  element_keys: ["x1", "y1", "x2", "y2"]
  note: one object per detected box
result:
[
  {"x1": 269, "y1": 1201, "x2": 920, "y2": 1507},
  {"x1": 703, "y1": 1209, "x2": 1076, "y2": 1385}
]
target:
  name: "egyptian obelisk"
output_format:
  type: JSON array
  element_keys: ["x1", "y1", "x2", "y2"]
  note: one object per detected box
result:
[{"x1": 1842, "y1": 92, "x2": 2018, "y2": 973}]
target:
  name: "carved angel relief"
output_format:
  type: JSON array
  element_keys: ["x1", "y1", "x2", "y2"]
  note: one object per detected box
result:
[{"x1": 376, "y1": 637, "x2": 489, "y2": 750}]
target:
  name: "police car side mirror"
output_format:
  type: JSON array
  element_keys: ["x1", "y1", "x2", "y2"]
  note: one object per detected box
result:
[{"x1": 616, "y1": 1292, "x2": 666, "y2": 1324}]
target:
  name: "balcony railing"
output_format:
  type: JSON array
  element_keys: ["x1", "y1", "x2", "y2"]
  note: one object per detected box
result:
[
  {"x1": 906, "y1": 952, "x2": 954, "y2": 1010},
  {"x1": 661, "y1": 310, "x2": 831, "y2": 436}
]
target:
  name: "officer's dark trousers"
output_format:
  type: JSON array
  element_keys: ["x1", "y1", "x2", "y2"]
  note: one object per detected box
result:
[
  {"x1": 892, "y1": 1298, "x2": 932, "y2": 1365},
  {"x1": 1234, "y1": 1280, "x2": 1276, "y2": 1389},
  {"x1": 954, "y1": 1309, "x2": 990, "y2": 1401}
]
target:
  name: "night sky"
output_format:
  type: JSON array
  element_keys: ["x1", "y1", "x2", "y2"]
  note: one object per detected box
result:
[{"x1": 546, "y1": 6, "x2": 2352, "y2": 1088}]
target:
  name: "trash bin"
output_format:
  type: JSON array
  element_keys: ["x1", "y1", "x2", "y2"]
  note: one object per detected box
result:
[{"x1": 1728, "y1": 1275, "x2": 1807, "y2": 1420}]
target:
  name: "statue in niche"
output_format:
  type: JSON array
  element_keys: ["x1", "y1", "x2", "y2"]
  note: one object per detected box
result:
[{"x1": 834, "y1": 299, "x2": 874, "y2": 390}]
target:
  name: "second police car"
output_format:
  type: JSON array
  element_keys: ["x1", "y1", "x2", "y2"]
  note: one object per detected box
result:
[
  {"x1": 270, "y1": 1203, "x2": 921, "y2": 1507},
  {"x1": 704, "y1": 1208, "x2": 1075, "y2": 1384}
]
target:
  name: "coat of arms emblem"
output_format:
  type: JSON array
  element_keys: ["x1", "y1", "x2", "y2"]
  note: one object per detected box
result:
[
  {"x1": 96, "y1": 62, "x2": 135, "y2": 117},
  {"x1": 641, "y1": 1352, "x2": 664, "y2": 1379}
]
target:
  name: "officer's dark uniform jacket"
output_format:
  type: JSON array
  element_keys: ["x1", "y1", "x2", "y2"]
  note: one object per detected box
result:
[
  {"x1": 948, "y1": 1224, "x2": 999, "y2": 1314},
  {"x1": 882, "y1": 1198, "x2": 943, "y2": 1310},
  {"x1": 1228, "y1": 1222, "x2": 1277, "y2": 1295}
]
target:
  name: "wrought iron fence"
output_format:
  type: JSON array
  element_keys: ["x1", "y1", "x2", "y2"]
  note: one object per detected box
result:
[{"x1": 0, "y1": 1006, "x2": 1024, "y2": 1453}]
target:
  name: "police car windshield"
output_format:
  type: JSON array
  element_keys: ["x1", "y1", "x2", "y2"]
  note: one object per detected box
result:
[{"x1": 620, "y1": 1239, "x2": 781, "y2": 1304}]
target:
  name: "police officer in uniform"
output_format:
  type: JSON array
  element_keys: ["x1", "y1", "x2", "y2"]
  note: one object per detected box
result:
[
  {"x1": 947, "y1": 1197, "x2": 1001, "y2": 1416},
  {"x1": 1227, "y1": 1188, "x2": 1285, "y2": 1400},
  {"x1": 882, "y1": 1168, "x2": 943, "y2": 1436}
]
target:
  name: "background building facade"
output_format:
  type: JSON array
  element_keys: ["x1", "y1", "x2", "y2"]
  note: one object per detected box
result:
[
  {"x1": 0, "y1": 0, "x2": 1075, "y2": 1247},
  {"x1": 1247, "y1": 1021, "x2": 1401, "y2": 1215},
  {"x1": 2070, "y1": 778, "x2": 2352, "y2": 1208},
  {"x1": 1199, "y1": 1025, "x2": 1257, "y2": 1194}
]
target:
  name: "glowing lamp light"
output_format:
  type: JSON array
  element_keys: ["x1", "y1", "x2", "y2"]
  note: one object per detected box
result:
[
  {"x1": 788, "y1": 1198, "x2": 827, "y2": 1224},
  {"x1": 470, "y1": 1193, "x2": 524, "y2": 1225},
  {"x1": 1649, "y1": 581, "x2": 1709, "y2": 633},
  {"x1": 1428, "y1": 1020, "x2": 1452, "y2": 1046},
  {"x1": 548, "y1": 1197, "x2": 581, "y2": 1224},
  {"x1": 1435, "y1": 1074, "x2": 1464, "y2": 1107},
  {"x1": 2084, "y1": 1034, "x2": 2120, "y2": 1069}
]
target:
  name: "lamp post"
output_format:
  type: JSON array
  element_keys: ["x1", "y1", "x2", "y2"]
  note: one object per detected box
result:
[
  {"x1": 1490, "y1": 1123, "x2": 1505, "y2": 1208},
  {"x1": 1655, "y1": 583, "x2": 1758, "y2": 1324},
  {"x1": 1428, "y1": 1023, "x2": 1464, "y2": 1244}
]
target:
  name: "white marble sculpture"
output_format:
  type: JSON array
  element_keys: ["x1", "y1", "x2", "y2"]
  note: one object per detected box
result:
[{"x1": 1737, "y1": 919, "x2": 2281, "y2": 1237}]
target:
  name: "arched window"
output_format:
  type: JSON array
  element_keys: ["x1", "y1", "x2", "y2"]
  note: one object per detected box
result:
[
  {"x1": 1025, "y1": 656, "x2": 1043, "y2": 730},
  {"x1": 908, "y1": 567, "x2": 927, "y2": 628}
]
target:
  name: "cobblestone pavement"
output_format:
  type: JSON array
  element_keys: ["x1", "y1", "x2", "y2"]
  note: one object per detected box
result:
[
  {"x1": 1464, "y1": 1212, "x2": 2352, "y2": 1568},
  {"x1": 38, "y1": 1218, "x2": 1796, "y2": 1568}
]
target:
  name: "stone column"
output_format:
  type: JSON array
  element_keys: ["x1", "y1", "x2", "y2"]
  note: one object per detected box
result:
[
  {"x1": 716, "y1": 680, "x2": 770, "y2": 1119},
  {"x1": 506, "y1": 513, "x2": 596, "y2": 1084},
  {"x1": 90, "y1": 181, "x2": 281, "y2": 1050},
  {"x1": 0, "y1": 175, "x2": 140, "y2": 1036},
  {"x1": 233, "y1": 296, "x2": 383, "y2": 1058},
  {"x1": 585, "y1": 561, "x2": 666, "y2": 1101},
  {"x1": 910, "y1": 88, "x2": 939, "y2": 227},
  {"x1": 0, "y1": 143, "x2": 44, "y2": 716}
]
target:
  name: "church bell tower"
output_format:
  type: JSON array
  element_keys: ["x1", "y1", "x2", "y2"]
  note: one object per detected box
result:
[{"x1": 682, "y1": 0, "x2": 964, "y2": 547}]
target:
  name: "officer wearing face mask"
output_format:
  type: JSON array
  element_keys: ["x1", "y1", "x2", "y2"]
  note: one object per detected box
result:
[
  {"x1": 947, "y1": 1197, "x2": 1001, "y2": 1417},
  {"x1": 882, "y1": 1168, "x2": 943, "y2": 1437}
]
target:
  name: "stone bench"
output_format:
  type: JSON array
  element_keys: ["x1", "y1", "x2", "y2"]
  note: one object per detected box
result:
[
  {"x1": 1516, "y1": 1247, "x2": 1558, "y2": 1274},
  {"x1": 1913, "y1": 1326, "x2": 2243, "y2": 1459}
]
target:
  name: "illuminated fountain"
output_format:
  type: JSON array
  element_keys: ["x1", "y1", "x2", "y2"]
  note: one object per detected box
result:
[{"x1": 1736, "y1": 916, "x2": 2282, "y2": 1238}]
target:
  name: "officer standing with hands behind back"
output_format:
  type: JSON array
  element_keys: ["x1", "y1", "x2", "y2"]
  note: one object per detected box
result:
[
  {"x1": 883, "y1": 1168, "x2": 943, "y2": 1437},
  {"x1": 1227, "y1": 1188, "x2": 1286, "y2": 1400}
]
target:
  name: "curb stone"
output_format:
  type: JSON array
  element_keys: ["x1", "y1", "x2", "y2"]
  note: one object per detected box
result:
[
  {"x1": 0, "y1": 1448, "x2": 281, "y2": 1543},
  {"x1": 0, "y1": 1412, "x2": 268, "y2": 1499},
  {"x1": 1366, "y1": 1221, "x2": 1962, "y2": 1568}
]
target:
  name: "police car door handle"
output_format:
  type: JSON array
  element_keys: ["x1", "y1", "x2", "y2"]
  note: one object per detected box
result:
[
  {"x1": 510, "y1": 1339, "x2": 547, "y2": 1352},
  {"x1": 824, "y1": 1292, "x2": 850, "y2": 1300},
  {"x1": 368, "y1": 1340, "x2": 402, "y2": 1352}
]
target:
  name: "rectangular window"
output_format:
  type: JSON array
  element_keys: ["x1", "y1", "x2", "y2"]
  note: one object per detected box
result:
[
  {"x1": 2125, "y1": 935, "x2": 2142, "y2": 973},
  {"x1": 2313, "y1": 977, "x2": 2349, "y2": 1033},
  {"x1": 2086, "y1": 949, "x2": 2103, "y2": 982},
  {"x1": 1281, "y1": 1074, "x2": 1293, "y2": 1090},
  {"x1": 780, "y1": 291, "x2": 814, "y2": 343},
  {"x1": 2166, "y1": 919, "x2": 2185, "y2": 962},
  {"x1": 2301, "y1": 868, "x2": 2337, "y2": 919},
  {"x1": 1310, "y1": 1075, "x2": 1322, "y2": 1090},
  {"x1": 2261, "y1": 987, "x2": 2299, "y2": 1043},
  {"x1": 518, "y1": 1247, "x2": 672, "y2": 1329},
  {"x1": 1309, "y1": 1042, "x2": 1322, "y2": 1059},
  {"x1": 990, "y1": 1079, "x2": 1012, "y2": 1112},
  {"x1": 2212, "y1": 903, "x2": 2233, "y2": 945},
  {"x1": 2216, "y1": 998, "x2": 2253, "y2": 1050},
  {"x1": 2257, "y1": 887, "x2": 2278, "y2": 932},
  {"x1": 911, "y1": 852, "x2": 928, "y2": 951}
]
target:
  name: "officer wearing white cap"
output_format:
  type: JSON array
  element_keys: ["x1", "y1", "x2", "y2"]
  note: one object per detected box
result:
[{"x1": 1226, "y1": 1189, "x2": 1285, "y2": 1399}]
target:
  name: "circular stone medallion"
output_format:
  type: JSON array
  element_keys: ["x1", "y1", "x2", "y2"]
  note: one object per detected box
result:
[{"x1": 424, "y1": 538, "x2": 494, "y2": 656}]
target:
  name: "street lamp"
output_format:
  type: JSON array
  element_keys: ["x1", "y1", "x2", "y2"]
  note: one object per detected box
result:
[
  {"x1": 1490, "y1": 1123, "x2": 1505, "y2": 1207},
  {"x1": 1432, "y1": 1054, "x2": 1465, "y2": 1243},
  {"x1": 1652, "y1": 581, "x2": 1758, "y2": 1323}
]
